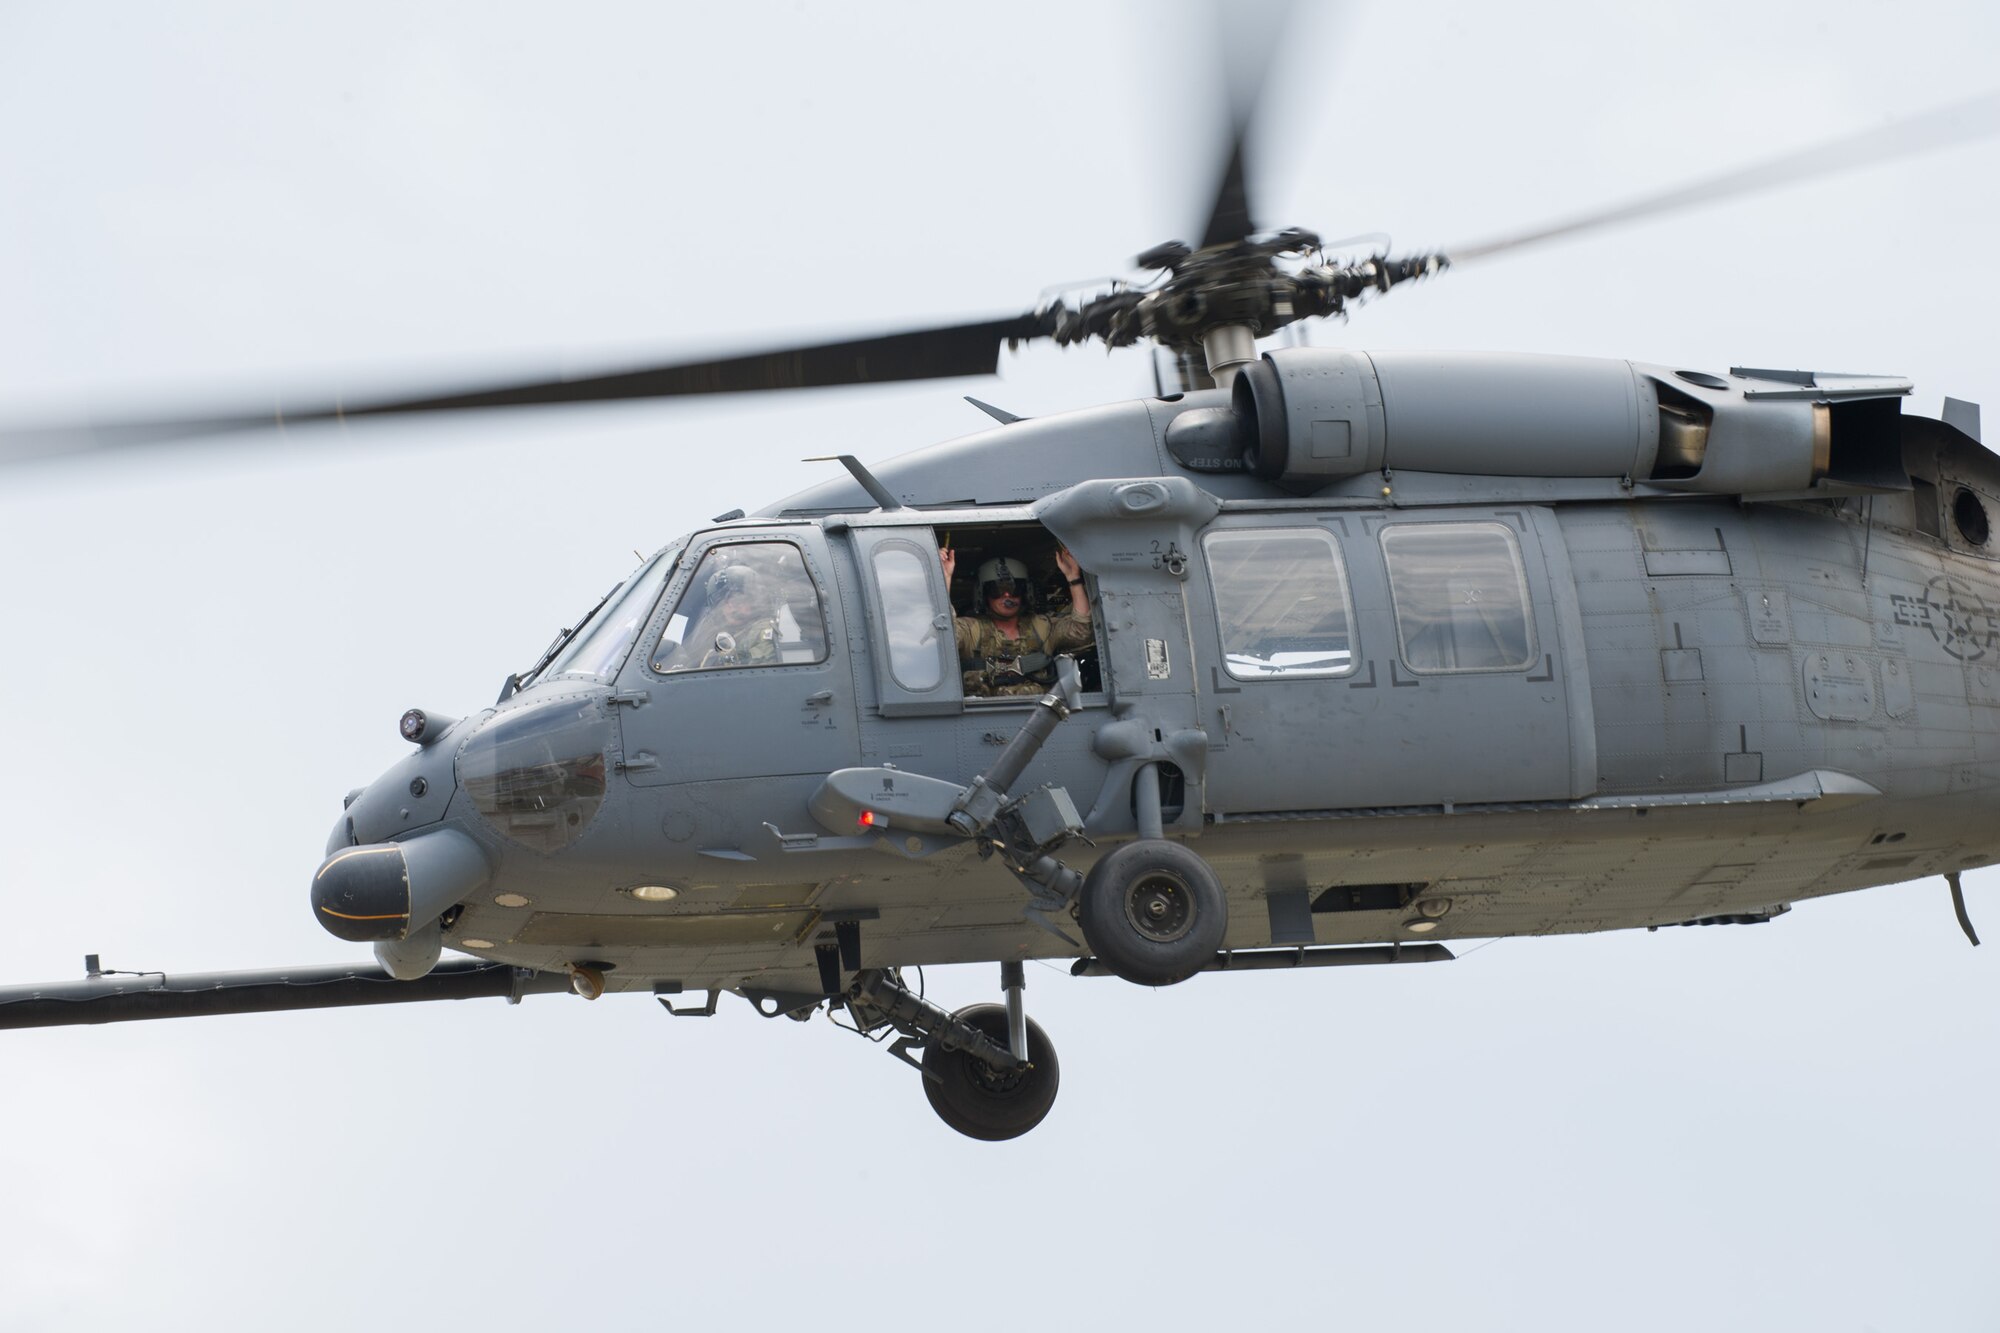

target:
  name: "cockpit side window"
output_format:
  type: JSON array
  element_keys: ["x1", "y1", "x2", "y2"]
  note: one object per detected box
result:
[
  {"x1": 1204, "y1": 527, "x2": 1357, "y2": 680},
  {"x1": 1381, "y1": 521, "x2": 1535, "y2": 672},
  {"x1": 650, "y1": 541, "x2": 827, "y2": 673}
]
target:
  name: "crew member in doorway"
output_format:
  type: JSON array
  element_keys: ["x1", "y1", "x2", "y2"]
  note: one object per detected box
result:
[{"x1": 940, "y1": 545, "x2": 1092, "y2": 696}]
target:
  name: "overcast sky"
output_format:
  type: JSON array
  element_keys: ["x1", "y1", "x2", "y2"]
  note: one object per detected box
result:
[{"x1": 4, "y1": 3, "x2": 1999, "y2": 1329}]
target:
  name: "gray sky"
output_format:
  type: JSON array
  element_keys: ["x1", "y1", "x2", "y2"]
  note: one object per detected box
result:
[{"x1": 3, "y1": 3, "x2": 1998, "y2": 1328}]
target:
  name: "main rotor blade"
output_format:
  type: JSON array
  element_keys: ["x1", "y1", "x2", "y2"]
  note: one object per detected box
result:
[
  {"x1": 1199, "y1": 136, "x2": 1258, "y2": 250},
  {"x1": 1447, "y1": 91, "x2": 2000, "y2": 264},
  {"x1": 2, "y1": 313, "x2": 1048, "y2": 462},
  {"x1": 1195, "y1": 0, "x2": 1300, "y2": 248}
]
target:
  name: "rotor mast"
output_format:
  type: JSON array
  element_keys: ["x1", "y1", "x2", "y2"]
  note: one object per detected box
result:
[{"x1": 1202, "y1": 324, "x2": 1257, "y2": 388}]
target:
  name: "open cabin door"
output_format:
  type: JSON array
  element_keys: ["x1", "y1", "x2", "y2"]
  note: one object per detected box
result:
[
  {"x1": 841, "y1": 524, "x2": 960, "y2": 717},
  {"x1": 1188, "y1": 506, "x2": 1595, "y2": 814}
]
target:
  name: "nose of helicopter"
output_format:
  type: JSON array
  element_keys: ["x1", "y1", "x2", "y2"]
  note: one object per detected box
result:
[
  {"x1": 310, "y1": 827, "x2": 491, "y2": 944},
  {"x1": 312, "y1": 711, "x2": 488, "y2": 976},
  {"x1": 312, "y1": 694, "x2": 611, "y2": 964},
  {"x1": 328, "y1": 721, "x2": 464, "y2": 853}
]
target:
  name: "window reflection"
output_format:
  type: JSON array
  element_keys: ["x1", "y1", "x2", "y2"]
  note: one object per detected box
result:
[
  {"x1": 1204, "y1": 528, "x2": 1355, "y2": 679},
  {"x1": 543, "y1": 548, "x2": 678, "y2": 682},
  {"x1": 872, "y1": 544, "x2": 942, "y2": 691},
  {"x1": 1381, "y1": 522, "x2": 1534, "y2": 672},
  {"x1": 457, "y1": 699, "x2": 609, "y2": 852},
  {"x1": 651, "y1": 542, "x2": 828, "y2": 673}
]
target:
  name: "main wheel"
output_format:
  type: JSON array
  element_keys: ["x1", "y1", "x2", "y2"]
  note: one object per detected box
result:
[
  {"x1": 921, "y1": 1003, "x2": 1060, "y2": 1141},
  {"x1": 1077, "y1": 839, "x2": 1227, "y2": 986}
]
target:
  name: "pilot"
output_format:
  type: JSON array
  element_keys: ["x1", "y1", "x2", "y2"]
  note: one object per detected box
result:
[
  {"x1": 940, "y1": 544, "x2": 1092, "y2": 696},
  {"x1": 691, "y1": 562, "x2": 781, "y2": 669}
]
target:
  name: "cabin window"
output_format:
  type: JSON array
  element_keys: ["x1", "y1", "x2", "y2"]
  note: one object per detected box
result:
[
  {"x1": 650, "y1": 541, "x2": 827, "y2": 673},
  {"x1": 870, "y1": 541, "x2": 945, "y2": 691},
  {"x1": 1381, "y1": 521, "x2": 1534, "y2": 673},
  {"x1": 1954, "y1": 486, "x2": 1990, "y2": 547},
  {"x1": 1203, "y1": 527, "x2": 1356, "y2": 679}
]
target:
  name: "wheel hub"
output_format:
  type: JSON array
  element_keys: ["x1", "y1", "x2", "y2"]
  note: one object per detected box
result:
[
  {"x1": 970, "y1": 1057, "x2": 1028, "y2": 1095},
  {"x1": 1125, "y1": 873, "x2": 1195, "y2": 943}
]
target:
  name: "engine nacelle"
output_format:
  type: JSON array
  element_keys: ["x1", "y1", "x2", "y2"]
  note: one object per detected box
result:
[{"x1": 1215, "y1": 348, "x2": 1910, "y2": 497}]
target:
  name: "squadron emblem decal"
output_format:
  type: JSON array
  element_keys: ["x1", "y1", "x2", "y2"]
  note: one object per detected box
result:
[{"x1": 1891, "y1": 575, "x2": 2000, "y2": 662}]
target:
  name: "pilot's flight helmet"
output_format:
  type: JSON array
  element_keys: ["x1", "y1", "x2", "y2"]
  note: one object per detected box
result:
[
  {"x1": 705, "y1": 562, "x2": 764, "y2": 607},
  {"x1": 976, "y1": 556, "x2": 1031, "y2": 606}
]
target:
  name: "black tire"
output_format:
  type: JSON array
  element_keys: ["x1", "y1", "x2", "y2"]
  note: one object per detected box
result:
[
  {"x1": 921, "y1": 1003, "x2": 1059, "y2": 1142},
  {"x1": 1077, "y1": 839, "x2": 1227, "y2": 986}
]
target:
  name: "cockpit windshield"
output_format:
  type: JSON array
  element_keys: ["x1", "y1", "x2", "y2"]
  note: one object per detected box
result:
[{"x1": 535, "y1": 546, "x2": 681, "y2": 684}]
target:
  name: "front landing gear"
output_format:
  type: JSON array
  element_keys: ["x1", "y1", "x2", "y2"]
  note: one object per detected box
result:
[{"x1": 844, "y1": 963, "x2": 1060, "y2": 1141}]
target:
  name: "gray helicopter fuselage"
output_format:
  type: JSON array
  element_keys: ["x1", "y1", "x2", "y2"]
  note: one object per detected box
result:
[{"x1": 325, "y1": 349, "x2": 2000, "y2": 996}]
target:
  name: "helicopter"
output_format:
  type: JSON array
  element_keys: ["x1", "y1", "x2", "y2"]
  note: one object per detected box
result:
[{"x1": 6, "y1": 8, "x2": 2000, "y2": 1148}]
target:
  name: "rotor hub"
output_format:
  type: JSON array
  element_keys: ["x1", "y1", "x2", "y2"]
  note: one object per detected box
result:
[{"x1": 1041, "y1": 232, "x2": 1446, "y2": 362}]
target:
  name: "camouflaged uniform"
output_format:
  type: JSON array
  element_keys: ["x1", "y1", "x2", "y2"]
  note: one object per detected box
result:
[
  {"x1": 954, "y1": 611, "x2": 1092, "y2": 696},
  {"x1": 698, "y1": 616, "x2": 780, "y2": 669}
]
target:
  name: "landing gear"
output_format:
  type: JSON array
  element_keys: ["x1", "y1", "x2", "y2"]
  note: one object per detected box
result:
[
  {"x1": 842, "y1": 963, "x2": 1061, "y2": 1141},
  {"x1": 920, "y1": 1003, "x2": 1060, "y2": 1141},
  {"x1": 1077, "y1": 838, "x2": 1227, "y2": 986}
]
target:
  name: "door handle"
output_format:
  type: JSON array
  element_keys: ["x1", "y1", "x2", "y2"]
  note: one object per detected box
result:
[{"x1": 806, "y1": 690, "x2": 834, "y2": 706}]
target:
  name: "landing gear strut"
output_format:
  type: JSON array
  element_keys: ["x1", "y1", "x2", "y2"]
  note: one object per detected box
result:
[
  {"x1": 943, "y1": 664, "x2": 1230, "y2": 977},
  {"x1": 843, "y1": 963, "x2": 1060, "y2": 1141}
]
